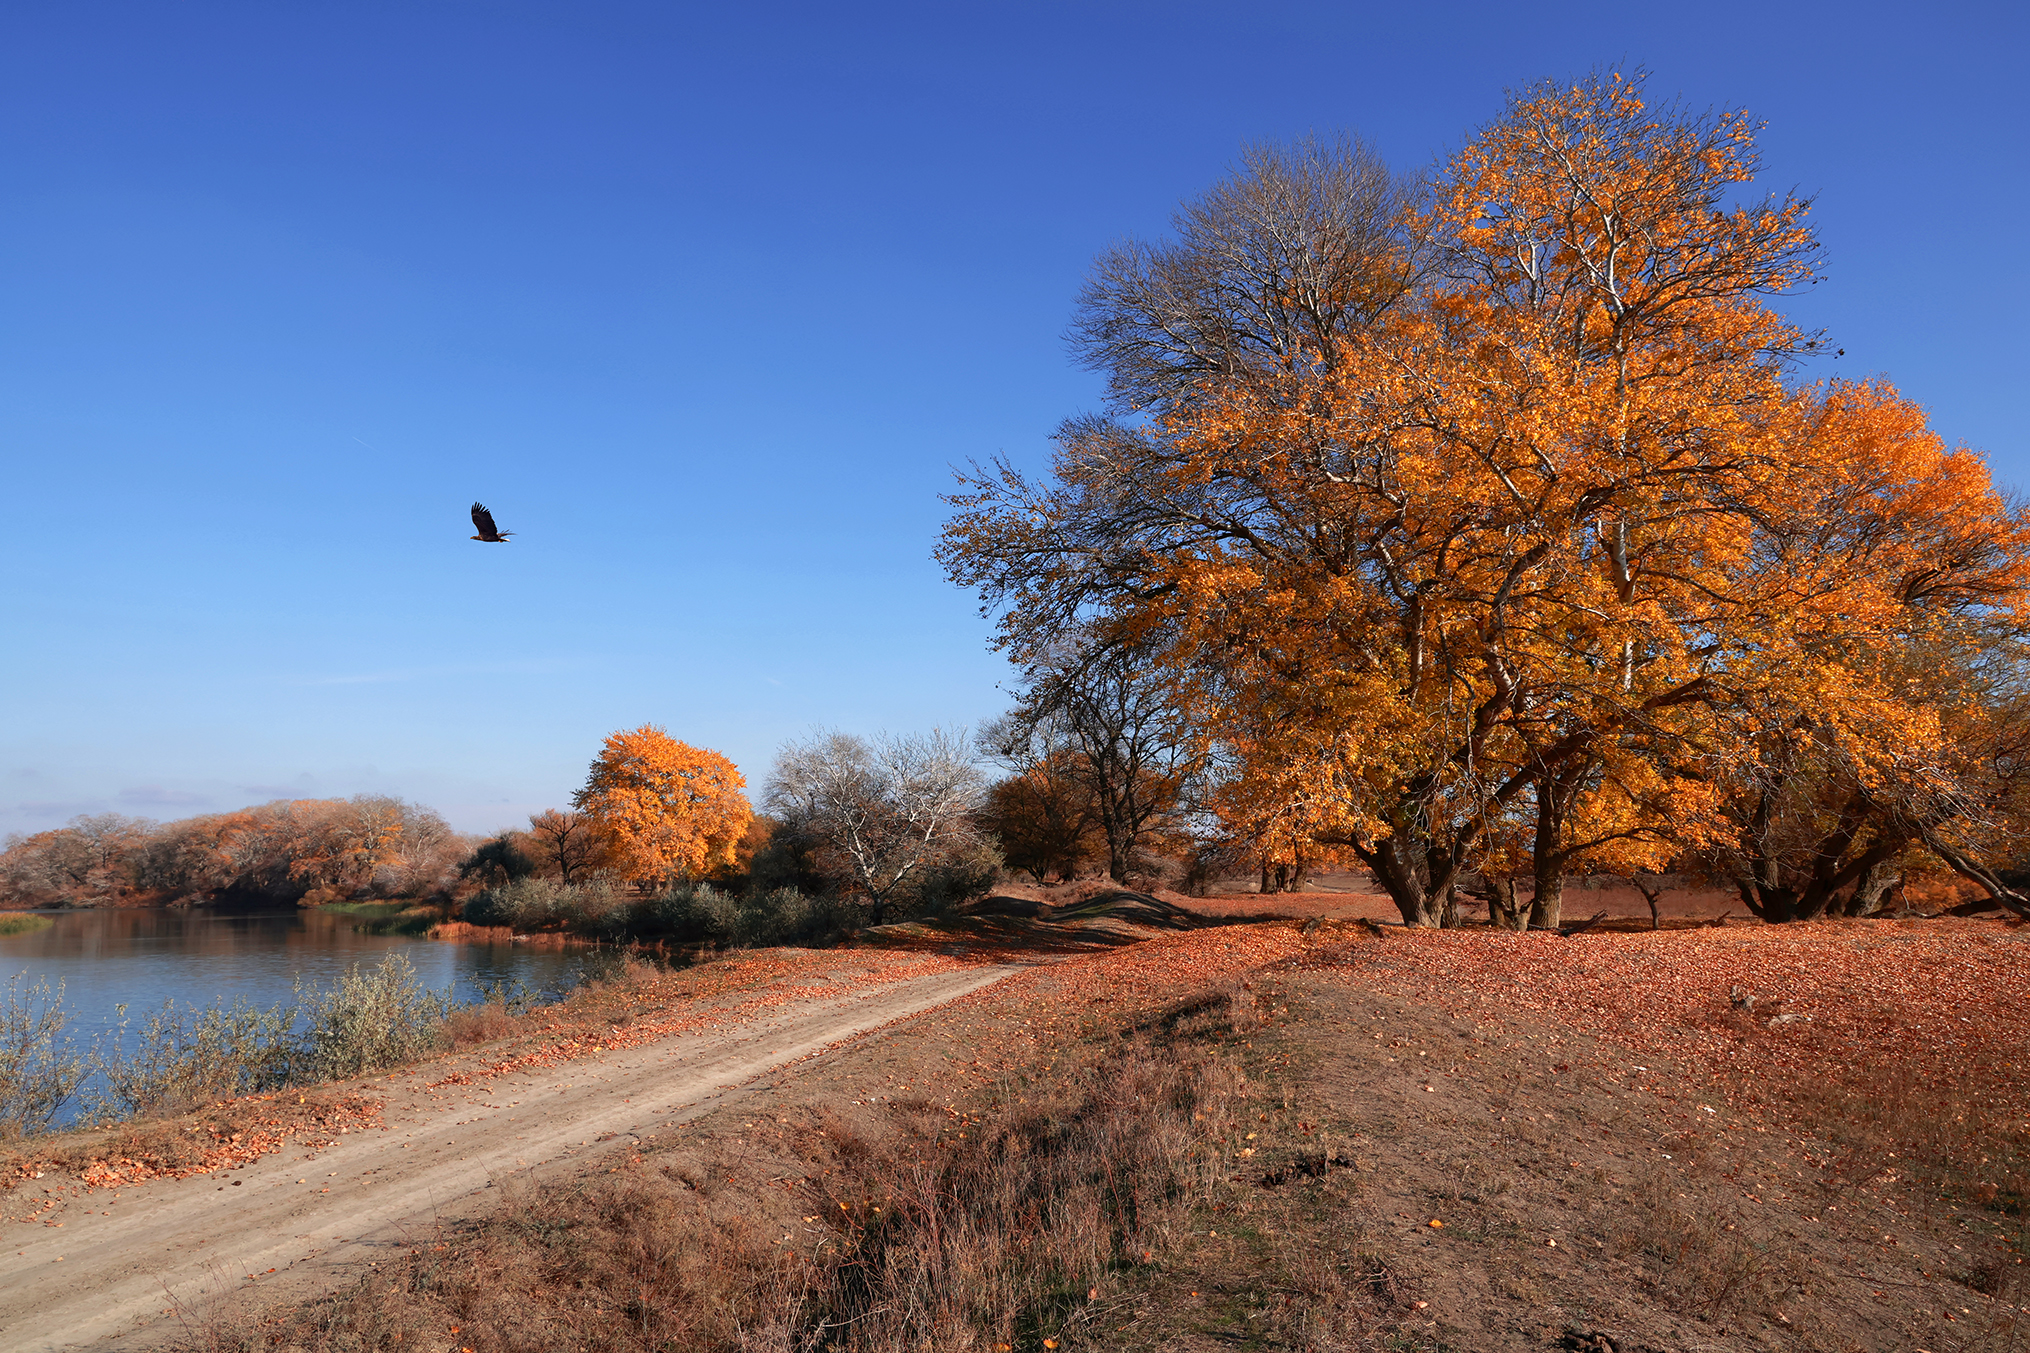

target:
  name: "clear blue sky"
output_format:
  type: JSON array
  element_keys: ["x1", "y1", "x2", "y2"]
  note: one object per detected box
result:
[{"x1": 3, "y1": 1, "x2": 2023, "y2": 838}]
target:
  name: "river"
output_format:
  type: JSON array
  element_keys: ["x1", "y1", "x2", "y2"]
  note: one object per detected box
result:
[{"x1": 0, "y1": 905, "x2": 614, "y2": 1049}]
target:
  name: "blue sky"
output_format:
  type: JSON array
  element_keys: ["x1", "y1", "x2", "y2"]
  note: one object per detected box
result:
[{"x1": 2, "y1": 1, "x2": 2023, "y2": 838}]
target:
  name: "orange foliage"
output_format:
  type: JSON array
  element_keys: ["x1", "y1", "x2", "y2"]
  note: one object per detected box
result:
[
  {"x1": 0, "y1": 798, "x2": 459, "y2": 907},
  {"x1": 571, "y1": 725, "x2": 752, "y2": 888},
  {"x1": 943, "y1": 73, "x2": 2030, "y2": 925},
  {"x1": 981, "y1": 760, "x2": 1104, "y2": 883}
]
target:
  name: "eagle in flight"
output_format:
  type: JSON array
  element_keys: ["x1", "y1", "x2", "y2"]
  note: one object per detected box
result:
[{"x1": 469, "y1": 502, "x2": 513, "y2": 543}]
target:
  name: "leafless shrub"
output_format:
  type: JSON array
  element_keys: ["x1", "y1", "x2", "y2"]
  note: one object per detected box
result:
[{"x1": 765, "y1": 728, "x2": 988, "y2": 924}]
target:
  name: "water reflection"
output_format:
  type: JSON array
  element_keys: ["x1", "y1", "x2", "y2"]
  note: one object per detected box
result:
[{"x1": 0, "y1": 907, "x2": 610, "y2": 1038}]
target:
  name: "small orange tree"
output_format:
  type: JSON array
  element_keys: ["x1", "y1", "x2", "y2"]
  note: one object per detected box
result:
[{"x1": 572, "y1": 725, "x2": 752, "y2": 888}]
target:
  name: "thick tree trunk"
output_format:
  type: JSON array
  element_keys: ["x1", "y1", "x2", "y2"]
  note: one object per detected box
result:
[
  {"x1": 1525, "y1": 765, "x2": 1583, "y2": 931},
  {"x1": 1841, "y1": 860, "x2": 1902, "y2": 917},
  {"x1": 1528, "y1": 875, "x2": 1563, "y2": 931},
  {"x1": 1354, "y1": 836, "x2": 1450, "y2": 927},
  {"x1": 1482, "y1": 875, "x2": 1526, "y2": 931}
]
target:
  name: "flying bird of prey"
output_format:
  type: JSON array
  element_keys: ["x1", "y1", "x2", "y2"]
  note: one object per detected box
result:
[{"x1": 469, "y1": 502, "x2": 513, "y2": 543}]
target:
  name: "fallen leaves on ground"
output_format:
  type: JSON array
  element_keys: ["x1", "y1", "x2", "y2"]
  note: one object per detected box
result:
[{"x1": 1291, "y1": 916, "x2": 2030, "y2": 1131}]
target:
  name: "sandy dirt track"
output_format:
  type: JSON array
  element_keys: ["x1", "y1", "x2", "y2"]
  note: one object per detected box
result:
[{"x1": 2, "y1": 964, "x2": 1020, "y2": 1353}]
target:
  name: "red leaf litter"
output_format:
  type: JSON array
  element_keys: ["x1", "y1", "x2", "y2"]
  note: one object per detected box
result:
[
  {"x1": 827, "y1": 916, "x2": 2030, "y2": 1133},
  {"x1": 1290, "y1": 918, "x2": 2030, "y2": 1130},
  {"x1": 842, "y1": 925, "x2": 1314, "y2": 1099},
  {"x1": 69, "y1": 1093, "x2": 387, "y2": 1190}
]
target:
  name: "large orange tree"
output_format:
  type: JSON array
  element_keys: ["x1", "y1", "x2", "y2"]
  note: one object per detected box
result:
[
  {"x1": 943, "y1": 74, "x2": 2030, "y2": 924},
  {"x1": 572, "y1": 725, "x2": 752, "y2": 888}
]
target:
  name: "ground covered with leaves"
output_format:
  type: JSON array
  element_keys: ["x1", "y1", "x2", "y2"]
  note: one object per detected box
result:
[{"x1": 136, "y1": 913, "x2": 2030, "y2": 1352}]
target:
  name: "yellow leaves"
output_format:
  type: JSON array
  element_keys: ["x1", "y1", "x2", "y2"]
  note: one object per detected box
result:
[
  {"x1": 939, "y1": 68, "x2": 2030, "y2": 923},
  {"x1": 572, "y1": 725, "x2": 752, "y2": 887}
]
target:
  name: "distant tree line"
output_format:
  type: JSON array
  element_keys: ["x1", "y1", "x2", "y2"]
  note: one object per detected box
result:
[
  {"x1": 0, "y1": 797, "x2": 461, "y2": 909},
  {"x1": 0, "y1": 710, "x2": 1193, "y2": 921}
]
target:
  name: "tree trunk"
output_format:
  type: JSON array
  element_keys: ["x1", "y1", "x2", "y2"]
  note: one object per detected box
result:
[
  {"x1": 1354, "y1": 836, "x2": 1447, "y2": 926},
  {"x1": 1528, "y1": 874, "x2": 1563, "y2": 931},
  {"x1": 1483, "y1": 875, "x2": 1525, "y2": 931},
  {"x1": 1526, "y1": 765, "x2": 1582, "y2": 931},
  {"x1": 1842, "y1": 860, "x2": 1902, "y2": 917},
  {"x1": 1630, "y1": 877, "x2": 1664, "y2": 930},
  {"x1": 1916, "y1": 829, "x2": 2030, "y2": 918}
]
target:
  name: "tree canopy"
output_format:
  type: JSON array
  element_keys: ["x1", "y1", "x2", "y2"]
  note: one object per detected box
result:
[
  {"x1": 572, "y1": 725, "x2": 753, "y2": 888},
  {"x1": 942, "y1": 73, "x2": 2030, "y2": 924}
]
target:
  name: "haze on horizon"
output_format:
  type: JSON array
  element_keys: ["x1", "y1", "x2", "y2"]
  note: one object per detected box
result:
[{"x1": 2, "y1": 0, "x2": 2023, "y2": 839}]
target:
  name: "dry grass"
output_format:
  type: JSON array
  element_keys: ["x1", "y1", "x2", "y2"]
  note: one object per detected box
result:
[
  {"x1": 1617, "y1": 1162, "x2": 1798, "y2": 1320},
  {"x1": 165, "y1": 988, "x2": 1272, "y2": 1353},
  {"x1": 150, "y1": 925, "x2": 2030, "y2": 1353},
  {"x1": 788, "y1": 992, "x2": 1253, "y2": 1350},
  {"x1": 440, "y1": 1001, "x2": 521, "y2": 1049},
  {"x1": 1795, "y1": 1062, "x2": 2029, "y2": 1349}
]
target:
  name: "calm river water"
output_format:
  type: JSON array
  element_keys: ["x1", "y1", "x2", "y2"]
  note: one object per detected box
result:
[{"x1": 0, "y1": 907, "x2": 612, "y2": 1042}]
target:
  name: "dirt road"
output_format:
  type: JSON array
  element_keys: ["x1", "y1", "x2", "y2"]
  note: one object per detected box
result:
[{"x1": 2, "y1": 963, "x2": 1020, "y2": 1353}]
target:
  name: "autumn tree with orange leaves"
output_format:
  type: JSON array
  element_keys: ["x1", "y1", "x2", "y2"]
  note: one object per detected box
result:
[
  {"x1": 943, "y1": 73, "x2": 2030, "y2": 925},
  {"x1": 0, "y1": 797, "x2": 461, "y2": 908},
  {"x1": 572, "y1": 725, "x2": 752, "y2": 889}
]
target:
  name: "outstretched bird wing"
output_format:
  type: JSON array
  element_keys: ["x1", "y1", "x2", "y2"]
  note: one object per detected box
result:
[{"x1": 471, "y1": 502, "x2": 501, "y2": 540}]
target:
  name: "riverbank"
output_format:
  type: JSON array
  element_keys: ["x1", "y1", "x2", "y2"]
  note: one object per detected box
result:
[
  {"x1": 11, "y1": 912, "x2": 2025, "y2": 1352},
  {"x1": 0, "y1": 945, "x2": 1014, "y2": 1350}
]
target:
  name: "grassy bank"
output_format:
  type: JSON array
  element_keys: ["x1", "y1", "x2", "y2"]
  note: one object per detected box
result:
[
  {"x1": 319, "y1": 900, "x2": 446, "y2": 936},
  {"x1": 0, "y1": 913, "x2": 53, "y2": 936},
  {"x1": 0, "y1": 951, "x2": 614, "y2": 1141}
]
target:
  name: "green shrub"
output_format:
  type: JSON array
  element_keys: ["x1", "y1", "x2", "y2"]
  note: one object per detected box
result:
[
  {"x1": 0, "y1": 974, "x2": 86, "y2": 1138},
  {"x1": 87, "y1": 995, "x2": 296, "y2": 1121},
  {"x1": 470, "y1": 876, "x2": 862, "y2": 948},
  {"x1": 459, "y1": 834, "x2": 536, "y2": 889},
  {"x1": 644, "y1": 882, "x2": 740, "y2": 943},
  {"x1": 466, "y1": 878, "x2": 630, "y2": 934},
  {"x1": 295, "y1": 953, "x2": 456, "y2": 1083},
  {"x1": 554, "y1": 879, "x2": 626, "y2": 936},
  {"x1": 464, "y1": 877, "x2": 562, "y2": 928},
  {"x1": 640, "y1": 883, "x2": 854, "y2": 947},
  {"x1": 899, "y1": 838, "x2": 1006, "y2": 916}
]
